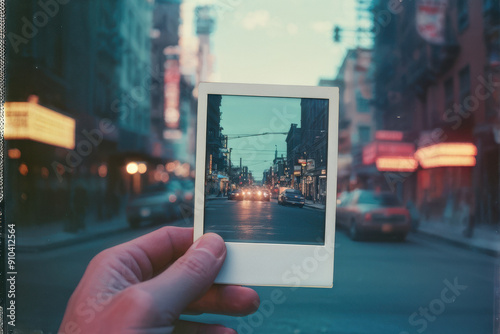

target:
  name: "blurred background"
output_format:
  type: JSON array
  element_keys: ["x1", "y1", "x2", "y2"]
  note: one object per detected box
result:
[{"x1": 4, "y1": 0, "x2": 500, "y2": 333}]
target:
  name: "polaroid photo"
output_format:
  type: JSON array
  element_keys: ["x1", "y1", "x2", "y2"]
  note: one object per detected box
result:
[{"x1": 194, "y1": 82, "x2": 339, "y2": 287}]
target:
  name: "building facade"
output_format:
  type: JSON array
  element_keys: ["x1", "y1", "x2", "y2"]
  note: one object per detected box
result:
[
  {"x1": 372, "y1": 0, "x2": 500, "y2": 225},
  {"x1": 5, "y1": 0, "x2": 156, "y2": 228}
]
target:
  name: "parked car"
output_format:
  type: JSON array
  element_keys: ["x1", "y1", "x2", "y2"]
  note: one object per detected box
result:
[
  {"x1": 336, "y1": 189, "x2": 411, "y2": 241},
  {"x1": 126, "y1": 182, "x2": 183, "y2": 228},
  {"x1": 278, "y1": 189, "x2": 305, "y2": 207}
]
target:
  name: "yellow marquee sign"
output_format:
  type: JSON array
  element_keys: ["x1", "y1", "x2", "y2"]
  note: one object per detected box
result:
[{"x1": 4, "y1": 102, "x2": 75, "y2": 149}]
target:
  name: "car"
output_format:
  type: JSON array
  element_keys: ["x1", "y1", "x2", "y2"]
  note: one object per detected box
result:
[
  {"x1": 228, "y1": 189, "x2": 243, "y2": 200},
  {"x1": 336, "y1": 189, "x2": 411, "y2": 241},
  {"x1": 253, "y1": 187, "x2": 271, "y2": 201},
  {"x1": 278, "y1": 189, "x2": 305, "y2": 207},
  {"x1": 241, "y1": 188, "x2": 254, "y2": 200},
  {"x1": 125, "y1": 182, "x2": 183, "y2": 228}
]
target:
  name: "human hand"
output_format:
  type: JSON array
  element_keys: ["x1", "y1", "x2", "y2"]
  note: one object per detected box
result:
[{"x1": 59, "y1": 227, "x2": 259, "y2": 334}]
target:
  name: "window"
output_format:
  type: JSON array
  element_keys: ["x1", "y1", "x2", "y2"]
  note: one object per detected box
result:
[
  {"x1": 358, "y1": 125, "x2": 371, "y2": 143},
  {"x1": 356, "y1": 90, "x2": 370, "y2": 113},
  {"x1": 357, "y1": 191, "x2": 402, "y2": 206},
  {"x1": 457, "y1": 0, "x2": 469, "y2": 32}
]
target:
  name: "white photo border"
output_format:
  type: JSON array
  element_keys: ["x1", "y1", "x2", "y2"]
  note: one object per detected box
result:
[{"x1": 194, "y1": 82, "x2": 339, "y2": 287}]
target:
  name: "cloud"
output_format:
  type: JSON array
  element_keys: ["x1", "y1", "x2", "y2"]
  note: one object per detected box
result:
[
  {"x1": 311, "y1": 21, "x2": 332, "y2": 34},
  {"x1": 287, "y1": 23, "x2": 298, "y2": 35},
  {"x1": 241, "y1": 10, "x2": 270, "y2": 30}
]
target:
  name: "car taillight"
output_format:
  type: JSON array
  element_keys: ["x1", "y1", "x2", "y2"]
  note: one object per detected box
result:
[{"x1": 364, "y1": 213, "x2": 372, "y2": 221}]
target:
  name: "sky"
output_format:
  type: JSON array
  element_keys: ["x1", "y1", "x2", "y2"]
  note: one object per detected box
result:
[
  {"x1": 219, "y1": 95, "x2": 301, "y2": 178},
  {"x1": 179, "y1": 0, "x2": 362, "y2": 179},
  {"x1": 180, "y1": 0, "x2": 361, "y2": 85}
]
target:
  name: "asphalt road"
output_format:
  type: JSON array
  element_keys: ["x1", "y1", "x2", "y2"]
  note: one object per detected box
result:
[
  {"x1": 204, "y1": 198, "x2": 325, "y2": 244},
  {"x1": 15, "y1": 216, "x2": 497, "y2": 334}
]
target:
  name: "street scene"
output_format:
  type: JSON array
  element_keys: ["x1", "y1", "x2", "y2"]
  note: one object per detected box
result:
[
  {"x1": 16, "y1": 221, "x2": 495, "y2": 334},
  {"x1": 4, "y1": 0, "x2": 500, "y2": 333},
  {"x1": 203, "y1": 94, "x2": 328, "y2": 244},
  {"x1": 205, "y1": 198, "x2": 325, "y2": 244}
]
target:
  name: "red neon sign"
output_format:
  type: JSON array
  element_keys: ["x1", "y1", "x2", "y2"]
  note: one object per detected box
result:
[
  {"x1": 415, "y1": 143, "x2": 477, "y2": 169},
  {"x1": 376, "y1": 157, "x2": 418, "y2": 172}
]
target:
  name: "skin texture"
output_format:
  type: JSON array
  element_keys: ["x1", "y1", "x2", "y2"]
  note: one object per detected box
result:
[{"x1": 58, "y1": 227, "x2": 260, "y2": 334}]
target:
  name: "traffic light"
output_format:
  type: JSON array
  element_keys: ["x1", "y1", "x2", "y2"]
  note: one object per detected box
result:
[{"x1": 333, "y1": 26, "x2": 341, "y2": 43}]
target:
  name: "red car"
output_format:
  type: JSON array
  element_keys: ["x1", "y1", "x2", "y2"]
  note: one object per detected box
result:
[{"x1": 336, "y1": 189, "x2": 411, "y2": 241}]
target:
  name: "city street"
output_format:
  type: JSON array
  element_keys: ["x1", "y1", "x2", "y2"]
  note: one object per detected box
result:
[
  {"x1": 16, "y1": 219, "x2": 496, "y2": 334},
  {"x1": 204, "y1": 199, "x2": 325, "y2": 244}
]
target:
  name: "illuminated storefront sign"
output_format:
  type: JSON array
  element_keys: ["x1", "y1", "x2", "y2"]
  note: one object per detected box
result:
[
  {"x1": 419, "y1": 156, "x2": 476, "y2": 169},
  {"x1": 415, "y1": 143, "x2": 477, "y2": 160},
  {"x1": 375, "y1": 157, "x2": 418, "y2": 172},
  {"x1": 363, "y1": 142, "x2": 415, "y2": 165},
  {"x1": 415, "y1": 143, "x2": 477, "y2": 169},
  {"x1": 5, "y1": 102, "x2": 75, "y2": 149}
]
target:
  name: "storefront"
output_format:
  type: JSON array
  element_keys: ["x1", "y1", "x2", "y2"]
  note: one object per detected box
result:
[
  {"x1": 5, "y1": 101, "x2": 76, "y2": 226},
  {"x1": 414, "y1": 142, "x2": 477, "y2": 222}
]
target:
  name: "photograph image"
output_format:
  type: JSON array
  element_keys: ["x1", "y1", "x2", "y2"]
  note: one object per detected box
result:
[
  {"x1": 3, "y1": 0, "x2": 499, "y2": 333},
  {"x1": 203, "y1": 94, "x2": 329, "y2": 245}
]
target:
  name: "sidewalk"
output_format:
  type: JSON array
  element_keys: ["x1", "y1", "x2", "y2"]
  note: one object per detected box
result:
[
  {"x1": 17, "y1": 213, "x2": 129, "y2": 252},
  {"x1": 304, "y1": 199, "x2": 326, "y2": 210},
  {"x1": 416, "y1": 219, "x2": 500, "y2": 257}
]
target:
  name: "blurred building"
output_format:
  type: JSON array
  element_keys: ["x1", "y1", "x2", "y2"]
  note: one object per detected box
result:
[
  {"x1": 195, "y1": 5, "x2": 216, "y2": 89},
  {"x1": 150, "y1": 0, "x2": 181, "y2": 159},
  {"x1": 151, "y1": 0, "x2": 197, "y2": 167},
  {"x1": 372, "y1": 0, "x2": 500, "y2": 225},
  {"x1": 329, "y1": 49, "x2": 375, "y2": 190},
  {"x1": 5, "y1": 0, "x2": 155, "y2": 228}
]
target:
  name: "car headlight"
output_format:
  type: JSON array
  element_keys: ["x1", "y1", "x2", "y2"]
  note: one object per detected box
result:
[{"x1": 258, "y1": 191, "x2": 262, "y2": 195}]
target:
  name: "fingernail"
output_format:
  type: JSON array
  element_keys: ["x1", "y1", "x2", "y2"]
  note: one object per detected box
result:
[{"x1": 194, "y1": 233, "x2": 226, "y2": 259}]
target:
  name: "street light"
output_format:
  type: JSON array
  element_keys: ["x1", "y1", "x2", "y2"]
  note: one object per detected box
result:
[
  {"x1": 126, "y1": 162, "x2": 139, "y2": 174},
  {"x1": 138, "y1": 163, "x2": 147, "y2": 174}
]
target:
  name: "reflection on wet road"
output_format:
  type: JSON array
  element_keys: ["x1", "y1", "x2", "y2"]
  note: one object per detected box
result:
[{"x1": 204, "y1": 199, "x2": 325, "y2": 244}]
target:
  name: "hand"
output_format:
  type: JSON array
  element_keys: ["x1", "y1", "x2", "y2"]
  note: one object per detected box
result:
[{"x1": 59, "y1": 227, "x2": 259, "y2": 334}]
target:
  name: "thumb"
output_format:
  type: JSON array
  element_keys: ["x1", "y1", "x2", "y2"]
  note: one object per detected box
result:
[{"x1": 136, "y1": 233, "x2": 226, "y2": 321}]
